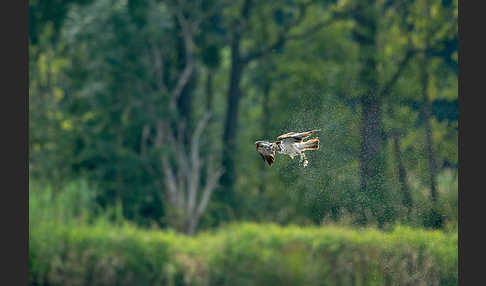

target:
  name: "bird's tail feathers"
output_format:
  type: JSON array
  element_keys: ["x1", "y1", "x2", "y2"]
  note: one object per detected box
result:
[{"x1": 301, "y1": 138, "x2": 320, "y2": 151}]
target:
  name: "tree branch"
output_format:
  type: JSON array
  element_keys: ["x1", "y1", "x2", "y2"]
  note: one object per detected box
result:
[
  {"x1": 242, "y1": 6, "x2": 349, "y2": 64},
  {"x1": 242, "y1": 1, "x2": 310, "y2": 63},
  {"x1": 196, "y1": 158, "x2": 223, "y2": 219},
  {"x1": 141, "y1": 124, "x2": 150, "y2": 156},
  {"x1": 187, "y1": 113, "x2": 211, "y2": 217},
  {"x1": 380, "y1": 48, "x2": 415, "y2": 98},
  {"x1": 162, "y1": 156, "x2": 178, "y2": 205},
  {"x1": 168, "y1": 0, "x2": 200, "y2": 109},
  {"x1": 380, "y1": 26, "x2": 456, "y2": 99},
  {"x1": 150, "y1": 43, "x2": 169, "y2": 94},
  {"x1": 285, "y1": 14, "x2": 343, "y2": 41}
]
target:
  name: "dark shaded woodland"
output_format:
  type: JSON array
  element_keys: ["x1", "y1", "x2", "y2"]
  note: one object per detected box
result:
[{"x1": 30, "y1": 0, "x2": 457, "y2": 233}]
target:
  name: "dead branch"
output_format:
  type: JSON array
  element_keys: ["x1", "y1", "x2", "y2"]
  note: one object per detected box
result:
[{"x1": 158, "y1": 112, "x2": 222, "y2": 234}]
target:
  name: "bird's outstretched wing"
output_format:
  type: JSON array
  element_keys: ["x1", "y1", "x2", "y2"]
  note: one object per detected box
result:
[{"x1": 276, "y1": 129, "x2": 320, "y2": 143}]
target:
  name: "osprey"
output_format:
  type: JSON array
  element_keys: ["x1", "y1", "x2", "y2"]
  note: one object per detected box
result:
[{"x1": 255, "y1": 129, "x2": 320, "y2": 167}]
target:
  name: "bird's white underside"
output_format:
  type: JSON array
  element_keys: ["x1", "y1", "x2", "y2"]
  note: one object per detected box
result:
[
  {"x1": 279, "y1": 140, "x2": 300, "y2": 158},
  {"x1": 279, "y1": 140, "x2": 308, "y2": 166}
]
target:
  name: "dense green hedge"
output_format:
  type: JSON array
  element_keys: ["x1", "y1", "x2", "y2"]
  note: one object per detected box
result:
[{"x1": 29, "y1": 222, "x2": 457, "y2": 286}]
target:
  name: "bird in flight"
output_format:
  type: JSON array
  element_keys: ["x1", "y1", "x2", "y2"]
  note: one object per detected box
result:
[{"x1": 255, "y1": 129, "x2": 320, "y2": 167}]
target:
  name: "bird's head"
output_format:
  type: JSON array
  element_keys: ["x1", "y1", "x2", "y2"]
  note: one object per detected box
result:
[
  {"x1": 255, "y1": 141, "x2": 270, "y2": 151},
  {"x1": 255, "y1": 140, "x2": 269, "y2": 148},
  {"x1": 255, "y1": 141, "x2": 263, "y2": 150},
  {"x1": 255, "y1": 141, "x2": 274, "y2": 153}
]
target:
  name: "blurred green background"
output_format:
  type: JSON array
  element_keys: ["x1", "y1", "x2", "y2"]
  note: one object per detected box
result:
[{"x1": 29, "y1": 0, "x2": 458, "y2": 285}]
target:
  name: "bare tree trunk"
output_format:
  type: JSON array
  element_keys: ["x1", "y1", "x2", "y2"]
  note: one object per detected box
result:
[
  {"x1": 219, "y1": 32, "x2": 245, "y2": 213},
  {"x1": 420, "y1": 64, "x2": 438, "y2": 203},
  {"x1": 177, "y1": 72, "x2": 196, "y2": 128},
  {"x1": 358, "y1": 95, "x2": 386, "y2": 226},
  {"x1": 206, "y1": 70, "x2": 214, "y2": 113},
  {"x1": 187, "y1": 217, "x2": 198, "y2": 236},
  {"x1": 174, "y1": 24, "x2": 198, "y2": 147},
  {"x1": 420, "y1": 57, "x2": 443, "y2": 229},
  {"x1": 158, "y1": 113, "x2": 223, "y2": 235},
  {"x1": 218, "y1": 0, "x2": 254, "y2": 215},
  {"x1": 145, "y1": 1, "x2": 224, "y2": 235},
  {"x1": 353, "y1": 1, "x2": 387, "y2": 227},
  {"x1": 392, "y1": 131, "x2": 413, "y2": 219},
  {"x1": 418, "y1": 0, "x2": 443, "y2": 229}
]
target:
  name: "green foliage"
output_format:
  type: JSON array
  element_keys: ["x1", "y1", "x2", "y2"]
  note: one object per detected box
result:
[
  {"x1": 29, "y1": 0, "x2": 457, "y2": 230},
  {"x1": 30, "y1": 223, "x2": 174, "y2": 285},
  {"x1": 30, "y1": 220, "x2": 457, "y2": 286},
  {"x1": 29, "y1": 179, "x2": 99, "y2": 227},
  {"x1": 30, "y1": 181, "x2": 457, "y2": 285},
  {"x1": 29, "y1": 0, "x2": 458, "y2": 282}
]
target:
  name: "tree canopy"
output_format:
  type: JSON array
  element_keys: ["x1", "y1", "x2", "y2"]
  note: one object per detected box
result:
[{"x1": 29, "y1": 0, "x2": 458, "y2": 234}]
